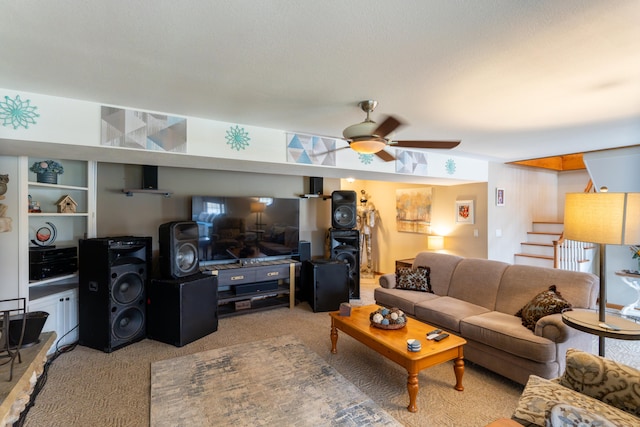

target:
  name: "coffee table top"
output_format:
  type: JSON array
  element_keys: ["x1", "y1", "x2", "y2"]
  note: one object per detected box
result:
[{"x1": 330, "y1": 304, "x2": 466, "y2": 360}]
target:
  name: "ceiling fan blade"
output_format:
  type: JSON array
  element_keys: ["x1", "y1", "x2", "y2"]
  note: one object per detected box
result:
[
  {"x1": 373, "y1": 116, "x2": 403, "y2": 138},
  {"x1": 392, "y1": 140, "x2": 461, "y2": 149},
  {"x1": 375, "y1": 150, "x2": 395, "y2": 162}
]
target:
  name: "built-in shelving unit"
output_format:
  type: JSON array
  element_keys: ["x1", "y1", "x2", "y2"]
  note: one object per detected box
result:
[{"x1": 18, "y1": 156, "x2": 96, "y2": 351}]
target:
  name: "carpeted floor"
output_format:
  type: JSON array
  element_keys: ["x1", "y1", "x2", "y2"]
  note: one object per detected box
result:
[{"x1": 21, "y1": 278, "x2": 640, "y2": 426}]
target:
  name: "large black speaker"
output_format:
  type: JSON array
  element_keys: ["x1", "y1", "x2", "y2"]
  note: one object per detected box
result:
[
  {"x1": 329, "y1": 228, "x2": 360, "y2": 299},
  {"x1": 147, "y1": 273, "x2": 219, "y2": 347},
  {"x1": 302, "y1": 260, "x2": 349, "y2": 312},
  {"x1": 78, "y1": 236, "x2": 151, "y2": 353},
  {"x1": 331, "y1": 190, "x2": 357, "y2": 229},
  {"x1": 159, "y1": 221, "x2": 199, "y2": 279}
]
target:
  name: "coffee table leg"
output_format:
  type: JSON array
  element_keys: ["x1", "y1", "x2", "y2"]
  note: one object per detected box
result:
[
  {"x1": 407, "y1": 371, "x2": 419, "y2": 412},
  {"x1": 453, "y1": 357, "x2": 464, "y2": 391},
  {"x1": 330, "y1": 323, "x2": 338, "y2": 354}
]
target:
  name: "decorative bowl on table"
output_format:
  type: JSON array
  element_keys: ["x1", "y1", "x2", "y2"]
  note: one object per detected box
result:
[{"x1": 369, "y1": 307, "x2": 407, "y2": 329}]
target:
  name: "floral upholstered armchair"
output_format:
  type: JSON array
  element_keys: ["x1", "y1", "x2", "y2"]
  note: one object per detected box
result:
[{"x1": 513, "y1": 348, "x2": 640, "y2": 426}]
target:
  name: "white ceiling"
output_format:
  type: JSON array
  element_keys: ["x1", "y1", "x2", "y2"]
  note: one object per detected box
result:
[{"x1": 2, "y1": 1, "x2": 639, "y2": 163}]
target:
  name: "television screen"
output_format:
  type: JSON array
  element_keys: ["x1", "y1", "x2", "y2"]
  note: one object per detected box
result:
[{"x1": 192, "y1": 196, "x2": 300, "y2": 263}]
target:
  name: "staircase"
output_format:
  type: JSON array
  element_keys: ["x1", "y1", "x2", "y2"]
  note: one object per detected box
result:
[{"x1": 515, "y1": 221, "x2": 595, "y2": 273}]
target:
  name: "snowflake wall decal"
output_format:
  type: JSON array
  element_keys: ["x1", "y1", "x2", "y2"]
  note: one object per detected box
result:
[
  {"x1": 445, "y1": 158, "x2": 457, "y2": 175},
  {"x1": 225, "y1": 125, "x2": 251, "y2": 150},
  {"x1": 359, "y1": 153, "x2": 374, "y2": 165},
  {"x1": 0, "y1": 95, "x2": 40, "y2": 129}
]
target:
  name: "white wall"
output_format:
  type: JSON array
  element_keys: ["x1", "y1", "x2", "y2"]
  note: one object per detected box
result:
[{"x1": 0, "y1": 156, "x2": 20, "y2": 300}]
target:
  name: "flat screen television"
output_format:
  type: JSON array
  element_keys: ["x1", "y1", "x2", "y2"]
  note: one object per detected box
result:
[{"x1": 192, "y1": 196, "x2": 300, "y2": 264}]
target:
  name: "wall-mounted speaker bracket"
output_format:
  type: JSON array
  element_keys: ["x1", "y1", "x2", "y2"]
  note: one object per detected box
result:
[
  {"x1": 299, "y1": 194, "x2": 331, "y2": 200},
  {"x1": 122, "y1": 189, "x2": 172, "y2": 198}
]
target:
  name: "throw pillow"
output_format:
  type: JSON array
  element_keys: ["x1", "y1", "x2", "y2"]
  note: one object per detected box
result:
[
  {"x1": 515, "y1": 285, "x2": 572, "y2": 331},
  {"x1": 548, "y1": 403, "x2": 616, "y2": 427},
  {"x1": 395, "y1": 267, "x2": 432, "y2": 293}
]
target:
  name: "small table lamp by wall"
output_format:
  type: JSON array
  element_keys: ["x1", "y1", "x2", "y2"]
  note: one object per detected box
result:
[
  {"x1": 428, "y1": 235, "x2": 444, "y2": 251},
  {"x1": 250, "y1": 202, "x2": 266, "y2": 230},
  {"x1": 563, "y1": 192, "x2": 640, "y2": 355}
]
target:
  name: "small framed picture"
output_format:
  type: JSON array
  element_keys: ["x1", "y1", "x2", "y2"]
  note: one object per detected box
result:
[
  {"x1": 455, "y1": 200, "x2": 474, "y2": 224},
  {"x1": 496, "y1": 188, "x2": 505, "y2": 206}
]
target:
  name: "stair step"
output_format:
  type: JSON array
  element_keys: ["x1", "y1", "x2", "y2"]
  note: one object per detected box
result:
[
  {"x1": 515, "y1": 253, "x2": 590, "y2": 263},
  {"x1": 532, "y1": 222, "x2": 564, "y2": 233},
  {"x1": 526, "y1": 232, "x2": 561, "y2": 244}
]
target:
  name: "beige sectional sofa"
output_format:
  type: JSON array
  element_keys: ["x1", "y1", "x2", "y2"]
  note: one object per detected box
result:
[{"x1": 375, "y1": 252, "x2": 599, "y2": 384}]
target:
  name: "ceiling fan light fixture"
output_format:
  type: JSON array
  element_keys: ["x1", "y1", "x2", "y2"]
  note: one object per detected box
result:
[{"x1": 349, "y1": 137, "x2": 387, "y2": 154}]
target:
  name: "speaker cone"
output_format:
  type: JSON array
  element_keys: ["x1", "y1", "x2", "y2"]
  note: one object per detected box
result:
[
  {"x1": 333, "y1": 206, "x2": 355, "y2": 228},
  {"x1": 112, "y1": 307, "x2": 145, "y2": 340},
  {"x1": 175, "y1": 242, "x2": 198, "y2": 274},
  {"x1": 111, "y1": 271, "x2": 144, "y2": 305},
  {"x1": 333, "y1": 247, "x2": 358, "y2": 273}
]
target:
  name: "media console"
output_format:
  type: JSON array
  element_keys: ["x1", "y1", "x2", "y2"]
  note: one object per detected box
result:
[{"x1": 202, "y1": 259, "x2": 300, "y2": 318}]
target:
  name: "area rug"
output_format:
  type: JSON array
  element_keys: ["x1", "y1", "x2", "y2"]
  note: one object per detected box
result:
[{"x1": 150, "y1": 335, "x2": 401, "y2": 426}]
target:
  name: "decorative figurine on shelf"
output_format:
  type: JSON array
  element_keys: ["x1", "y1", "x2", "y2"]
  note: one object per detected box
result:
[
  {"x1": 30, "y1": 160, "x2": 64, "y2": 184},
  {"x1": 28, "y1": 195, "x2": 41, "y2": 213},
  {"x1": 56, "y1": 195, "x2": 77, "y2": 213},
  {"x1": 31, "y1": 221, "x2": 57, "y2": 247},
  {"x1": 357, "y1": 190, "x2": 379, "y2": 279}
]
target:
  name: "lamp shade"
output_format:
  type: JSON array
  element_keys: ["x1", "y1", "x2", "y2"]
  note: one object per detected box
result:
[
  {"x1": 349, "y1": 138, "x2": 387, "y2": 154},
  {"x1": 428, "y1": 235, "x2": 444, "y2": 250},
  {"x1": 563, "y1": 193, "x2": 640, "y2": 244},
  {"x1": 250, "y1": 202, "x2": 266, "y2": 213}
]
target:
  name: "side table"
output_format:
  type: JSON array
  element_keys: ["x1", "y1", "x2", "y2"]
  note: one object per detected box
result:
[
  {"x1": 395, "y1": 258, "x2": 415, "y2": 270},
  {"x1": 562, "y1": 308, "x2": 640, "y2": 345}
]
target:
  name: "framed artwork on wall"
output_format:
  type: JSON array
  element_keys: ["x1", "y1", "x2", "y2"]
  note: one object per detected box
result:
[
  {"x1": 395, "y1": 187, "x2": 432, "y2": 234},
  {"x1": 496, "y1": 188, "x2": 505, "y2": 206},
  {"x1": 455, "y1": 200, "x2": 474, "y2": 224}
]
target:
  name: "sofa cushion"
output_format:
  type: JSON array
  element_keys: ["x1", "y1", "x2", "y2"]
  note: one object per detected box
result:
[
  {"x1": 395, "y1": 267, "x2": 432, "y2": 292},
  {"x1": 516, "y1": 285, "x2": 572, "y2": 331},
  {"x1": 558, "y1": 348, "x2": 640, "y2": 417},
  {"x1": 411, "y1": 252, "x2": 463, "y2": 295},
  {"x1": 460, "y1": 311, "x2": 556, "y2": 363},
  {"x1": 447, "y1": 258, "x2": 509, "y2": 310},
  {"x1": 414, "y1": 296, "x2": 490, "y2": 333},
  {"x1": 513, "y1": 375, "x2": 640, "y2": 427},
  {"x1": 495, "y1": 265, "x2": 599, "y2": 316},
  {"x1": 373, "y1": 287, "x2": 439, "y2": 316}
]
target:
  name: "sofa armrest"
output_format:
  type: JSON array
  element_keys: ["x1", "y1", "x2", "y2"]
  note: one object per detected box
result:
[
  {"x1": 534, "y1": 313, "x2": 575, "y2": 342},
  {"x1": 379, "y1": 273, "x2": 396, "y2": 289}
]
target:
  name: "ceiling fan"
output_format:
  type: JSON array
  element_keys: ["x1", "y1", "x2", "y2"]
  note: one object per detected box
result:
[{"x1": 341, "y1": 100, "x2": 460, "y2": 162}]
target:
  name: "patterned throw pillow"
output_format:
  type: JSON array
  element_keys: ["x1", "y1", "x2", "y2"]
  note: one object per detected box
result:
[
  {"x1": 395, "y1": 267, "x2": 432, "y2": 293},
  {"x1": 548, "y1": 403, "x2": 616, "y2": 427},
  {"x1": 515, "y1": 285, "x2": 572, "y2": 331}
]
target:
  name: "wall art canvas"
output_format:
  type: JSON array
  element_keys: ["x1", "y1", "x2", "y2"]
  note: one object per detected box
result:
[
  {"x1": 455, "y1": 200, "x2": 474, "y2": 224},
  {"x1": 496, "y1": 188, "x2": 505, "y2": 206},
  {"x1": 101, "y1": 107, "x2": 187, "y2": 152},
  {"x1": 395, "y1": 150, "x2": 428, "y2": 175},
  {"x1": 395, "y1": 187, "x2": 432, "y2": 234},
  {"x1": 286, "y1": 133, "x2": 337, "y2": 166}
]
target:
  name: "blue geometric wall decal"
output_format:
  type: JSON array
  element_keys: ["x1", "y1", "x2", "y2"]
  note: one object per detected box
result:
[
  {"x1": 445, "y1": 158, "x2": 457, "y2": 175},
  {"x1": 359, "y1": 154, "x2": 374, "y2": 165},
  {"x1": 0, "y1": 95, "x2": 40, "y2": 129},
  {"x1": 395, "y1": 150, "x2": 428, "y2": 175},
  {"x1": 226, "y1": 125, "x2": 251, "y2": 150},
  {"x1": 287, "y1": 133, "x2": 337, "y2": 166}
]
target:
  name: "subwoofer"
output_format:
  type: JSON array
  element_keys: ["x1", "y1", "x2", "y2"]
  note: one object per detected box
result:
[
  {"x1": 331, "y1": 190, "x2": 357, "y2": 229},
  {"x1": 159, "y1": 221, "x2": 199, "y2": 279},
  {"x1": 78, "y1": 236, "x2": 151, "y2": 353},
  {"x1": 302, "y1": 260, "x2": 349, "y2": 312},
  {"x1": 147, "y1": 273, "x2": 219, "y2": 347},
  {"x1": 329, "y1": 228, "x2": 360, "y2": 299}
]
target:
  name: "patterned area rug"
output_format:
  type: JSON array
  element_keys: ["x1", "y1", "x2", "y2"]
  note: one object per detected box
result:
[{"x1": 150, "y1": 335, "x2": 401, "y2": 426}]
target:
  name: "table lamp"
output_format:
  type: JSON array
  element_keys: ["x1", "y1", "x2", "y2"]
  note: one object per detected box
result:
[{"x1": 563, "y1": 192, "x2": 640, "y2": 355}]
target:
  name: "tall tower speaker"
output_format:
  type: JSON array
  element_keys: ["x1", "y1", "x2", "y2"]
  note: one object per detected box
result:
[
  {"x1": 78, "y1": 236, "x2": 151, "y2": 353},
  {"x1": 331, "y1": 190, "x2": 357, "y2": 229},
  {"x1": 329, "y1": 228, "x2": 360, "y2": 299},
  {"x1": 159, "y1": 221, "x2": 199, "y2": 279}
]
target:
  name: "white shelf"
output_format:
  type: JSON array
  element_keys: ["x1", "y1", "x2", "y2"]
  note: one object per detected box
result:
[
  {"x1": 122, "y1": 188, "x2": 172, "y2": 197},
  {"x1": 28, "y1": 182, "x2": 88, "y2": 191}
]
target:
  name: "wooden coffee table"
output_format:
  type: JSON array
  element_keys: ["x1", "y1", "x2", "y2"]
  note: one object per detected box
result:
[{"x1": 330, "y1": 304, "x2": 466, "y2": 412}]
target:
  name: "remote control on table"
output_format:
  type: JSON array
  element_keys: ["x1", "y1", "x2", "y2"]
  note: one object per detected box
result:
[
  {"x1": 426, "y1": 329, "x2": 442, "y2": 340},
  {"x1": 434, "y1": 333, "x2": 449, "y2": 342}
]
